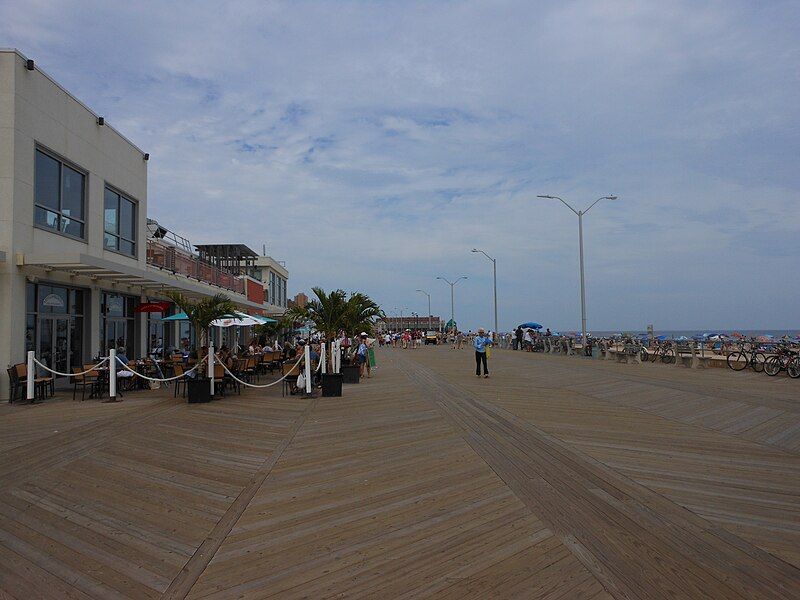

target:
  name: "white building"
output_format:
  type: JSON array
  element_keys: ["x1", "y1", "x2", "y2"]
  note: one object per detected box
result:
[
  {"x1": 251, "y1": 255, "x2": 289, "y2": 315},
  {"x1": 0, "y1": 49, "x2": 287, "y2": 398}
]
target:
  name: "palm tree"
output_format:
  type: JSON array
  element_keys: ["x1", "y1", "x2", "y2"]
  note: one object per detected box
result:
[
  {"x1": 342, "y1": 292, "x2": 384, "y2": 335},
  {"x1": 286, "y1": 287, "x2": 383, "y2": 339},
  {"x1": 166, "y1": 292, "x2": 239, "y2": 348}
]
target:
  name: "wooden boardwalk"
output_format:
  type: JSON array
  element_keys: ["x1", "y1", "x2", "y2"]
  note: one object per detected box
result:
[{"x1": 0, "y1": 348, "x2": 798, "y2": 598}]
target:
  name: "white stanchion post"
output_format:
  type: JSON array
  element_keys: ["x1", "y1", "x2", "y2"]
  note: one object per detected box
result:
[
  {"x1": 321, "y1": 342, "x2": 327, "y2": 374},
  {"x1": 26, "y1": 350, "x2": 35, "y2": 401},
  {"x1": 304, "y1": 344, "x2": 312, "y2": 396},
  {"x1": 109, "y1": 348, "x2": 117, "y2": 401},
  {"x1": 209, "y1": 340, "x2": 215, "y2": 398}
]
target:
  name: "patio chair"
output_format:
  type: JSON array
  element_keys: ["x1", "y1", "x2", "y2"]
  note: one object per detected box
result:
[
  {"x1": 7, "y1": 366, "x2": 24, "y2": 403},
  {"x1": 281, "y1": 361, "x2": 301, "y2": 397},
  {"x1": 72, "y1": 366, "x2": 99, "y2": 401},
  {"x1": 241, "y1": 357, "x2": 257, "y2": 383},
  {"x1": 212, "y1": 364, "x2": 228, "y2": 397},
  {"x1": 172, "y1": 364, "x2": 188, "y2": 398},
  {"x1": 15, "y1": 363, "x2": 53, "y2": 402}
]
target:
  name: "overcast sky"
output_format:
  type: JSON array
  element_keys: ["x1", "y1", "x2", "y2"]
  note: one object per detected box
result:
[{"x1": 3, "y1": 1, "x2": 799, "y2": 332}]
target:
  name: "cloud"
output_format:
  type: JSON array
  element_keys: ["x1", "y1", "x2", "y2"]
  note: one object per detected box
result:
[{"x1": 2, "y1": 0, "x2": 798, "y2": 330}]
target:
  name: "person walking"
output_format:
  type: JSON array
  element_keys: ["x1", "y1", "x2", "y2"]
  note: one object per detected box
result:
[
  {"x1": 473, "y1": 328, "x2": 493, "y2": 378},
  {"x1": 357, "y1": 333, "x2": 371, "y2": 378}
]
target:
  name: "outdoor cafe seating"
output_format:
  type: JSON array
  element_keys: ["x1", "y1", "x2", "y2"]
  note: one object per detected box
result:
[{"x1": 7, "y1": 363, "x2": 54, "y2": 403}]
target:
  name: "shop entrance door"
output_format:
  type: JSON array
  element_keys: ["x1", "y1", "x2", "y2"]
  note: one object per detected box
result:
[{"x1": 38, "y1": 316, "x2": 71, "y2": 379}]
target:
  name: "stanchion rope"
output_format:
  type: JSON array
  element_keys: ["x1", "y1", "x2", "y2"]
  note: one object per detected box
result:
[
  {"x1": 32, "y1": 357, "x2": 109, "y2": 378},
  {"x1": 214, "y1": 354, "x2": 303, "y2": 388},
  {"x1": 114, "y1": 357, "x2": 202, "y2": 382}
]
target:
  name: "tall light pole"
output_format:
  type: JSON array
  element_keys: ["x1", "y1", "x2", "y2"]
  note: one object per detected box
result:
[
  {"x1": 537, "y1": 194, "x2": 617, "y2": 346},
  {"x1": 472, "y1": 249, "x2": 498, "y2": 337},
  {"x1": 416, "y1": 289, "x2": 432, "y2": 331},
  {"x1": 411, "y1": 312, "x2": 419, "y2": 330},
  {"x1": 436, "y1": 276, "x2": 468, "y2": 326}
]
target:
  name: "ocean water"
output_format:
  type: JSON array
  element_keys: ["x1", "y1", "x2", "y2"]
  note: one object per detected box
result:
[{"x1": 590, "y1": 329, "x2": 799, "y2": 339}]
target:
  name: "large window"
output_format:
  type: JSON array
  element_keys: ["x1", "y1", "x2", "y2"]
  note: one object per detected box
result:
[
  {"x1": 26, "y1": 282, "x2": 85, "y2": 376},
  {"x1": 104, "y1": 187, "x2": 137, "y2": 256},
  {"x1": 34, "y1": 149, "x2": 86, "y2": 239},
  {"x1": 100, "y1": 293, "x2": 137, "y2": 357}
]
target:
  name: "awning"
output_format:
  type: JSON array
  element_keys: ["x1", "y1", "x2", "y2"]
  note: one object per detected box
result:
[{"x1": 17, "y1": 252, "x2": 266, "y2": 311}]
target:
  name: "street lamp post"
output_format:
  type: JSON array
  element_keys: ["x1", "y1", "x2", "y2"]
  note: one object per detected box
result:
[
  {"x1": 416, "y1": 290, "x2": 432, "y2": 331},
  {"x1": 436, "y1": 276, "x2": 468, "y2": 326},
  {"x1": 537, "y1": 194, "x2": 617, "y2": 347},
  {"x1": 411, "y1": 312, "x2": 419, "y2": 330},
  {"x1": 472, "y1": 249, "x2": 498, "y2": 337}
]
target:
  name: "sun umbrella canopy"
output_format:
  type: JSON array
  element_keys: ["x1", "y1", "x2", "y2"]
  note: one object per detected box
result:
[
  {"x1": 134, "y1": 301, "x2": 172, "y2": 313},
  {"x1": 212, "y1": 314, "x2": 262, "y2": 327},
  {"x1": 519, "y1": 322, "x2": 542, "y2": 329},
  {"x1": 162, "y1": 311, "x2": 189, "y2": 321}
]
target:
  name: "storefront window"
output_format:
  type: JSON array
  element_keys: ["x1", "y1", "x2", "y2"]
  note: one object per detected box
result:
[
  {"x1": 27, "y1": 282, "x2": 85, "y2": 377},
  {"x1": 100, "y1": 292, "x2": 137, "y2": 357}
]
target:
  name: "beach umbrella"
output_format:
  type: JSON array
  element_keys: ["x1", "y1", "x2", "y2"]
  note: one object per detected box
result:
[
  {"x1": 212, "y1": 314, "x2": 263, "y2": 327},
  {"x1": 163, "y1": 311, "x2": 189, "y2": 321},
  {"x1": 756, "y1": 335, "x2": 774, "y2": 342},
  {"x1": 656, "y1": 335, "x2": 667, "y2": 341},
  {"x1": 731, "y1": 331, "x2": 745, "y2": 339},
  {"x1": 519, "y1": 322, "x2": 543, "y2": 329},
  {"x1": 676, "y1": 335, "x2": 688, "y2": 341}
]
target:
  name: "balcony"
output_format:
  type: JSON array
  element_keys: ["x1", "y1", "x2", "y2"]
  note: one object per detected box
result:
[{"x1": 146, "y1": 238, "x2": 245, "y2": 295}]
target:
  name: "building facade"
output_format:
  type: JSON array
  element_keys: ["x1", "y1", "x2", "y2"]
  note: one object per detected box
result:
[
  {"x1": 377, "y1": 315, "x2": 443, "y2": 332},
  {"x1": 249, "y1": 255, "x2": 289, "y2": 315},
  {"x1": 0, "y1": 49, "x2": 287, "y2": 397}
]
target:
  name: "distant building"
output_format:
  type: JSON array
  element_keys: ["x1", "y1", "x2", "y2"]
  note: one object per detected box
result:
[
  {"x1": 377, "y1": 315, "x2": 442, "y2": 332},
  {"x1": 292, "y1": 292, "x2": 308, "y2": 308}
]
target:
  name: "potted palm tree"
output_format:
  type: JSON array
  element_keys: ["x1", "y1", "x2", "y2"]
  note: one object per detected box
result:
[
  {"x1": 286, "y1": 288, "x2": 383, "y2": 392},
  {"x1": 166, "y1": 292, "x2": 239, "y2": 403}
]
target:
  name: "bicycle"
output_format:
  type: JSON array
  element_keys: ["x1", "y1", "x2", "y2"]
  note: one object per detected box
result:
[
  {"x1": 787, "y1": 354, "x2": 800, "y2": 379},
  {"x1": 726, "y1": 340, "x2": 766, "y2": 372}
]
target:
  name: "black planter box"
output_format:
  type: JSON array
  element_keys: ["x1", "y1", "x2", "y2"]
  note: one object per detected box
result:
[
  {"x1": 341, "y1": 364, "x2": 360, "y2": 384},
  {"x1": 321, "y1": 373, "x2": 343, "y2": 397},
  {"x1": 187, "y1": 379, "x2": 212, "y2": 403}
]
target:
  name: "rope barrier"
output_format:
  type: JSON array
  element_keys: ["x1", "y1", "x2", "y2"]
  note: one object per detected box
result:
[
  {"x1": 214, "y1": 354, "x2": 304, "y2": 389},
  {"x1": 115, "y1": 357, "x2": 202, "y2": 382},
  {"x1": 32, "y1": 357, "x2": 109, "y2": 378}
]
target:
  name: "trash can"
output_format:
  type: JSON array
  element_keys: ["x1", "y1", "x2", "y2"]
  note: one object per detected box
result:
[{"x1": 321, "y1": 373, "x2": 343, "y2": 397}]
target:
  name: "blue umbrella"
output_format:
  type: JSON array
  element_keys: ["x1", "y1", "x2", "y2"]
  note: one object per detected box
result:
[{"x1": 519, "y1": 322, "x2": 543, "y2": 329}]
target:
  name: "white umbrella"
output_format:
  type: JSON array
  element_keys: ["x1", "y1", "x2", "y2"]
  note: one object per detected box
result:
[{"x1": 211, "y1": 312, "x2": 264, "y2": 327}]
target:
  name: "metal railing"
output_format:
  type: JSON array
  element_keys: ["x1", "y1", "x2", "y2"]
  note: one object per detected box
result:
[{"x1": 146, "y1": 238, "x2": 245, "y2": 295}]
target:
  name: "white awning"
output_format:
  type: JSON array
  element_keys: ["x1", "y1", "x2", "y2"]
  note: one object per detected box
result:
[{"x1": 17, "y1": 252, "x2": 266, "y2": 311}]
